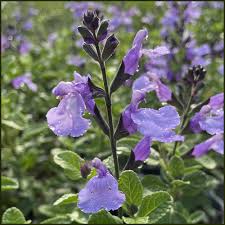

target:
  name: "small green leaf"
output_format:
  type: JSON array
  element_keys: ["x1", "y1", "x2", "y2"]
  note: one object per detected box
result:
[
  {"x1": 195, "y1": 155, "x2": 216, "y2": 169},
  {"x1": 119, "y1": 170, "x2": 143, "y2": 206},
  {"x1": 142, "y1": 175, "x2": 167, "y2": 192},
  {"x1": 2, "y1": 120, "x2": 23, "y2": 130},
  {"x1": 171, "y1": 180, "x2": 190, "y2": 188},
  {"x1": 189, "y1": 210, "x2": 206, "y2": 223},
  {"x1": 53, "y1": 151, "x2": 84, "y2": 180},
  {"x1": 1, "y1": 176, "x2": 19, "y2": 191},
  {"x1": 53, "y1": 194, "x2": 78, "y2": 206},
  {"x1": 123, "y1": 216, "x2": 148, "y2": 224},
  {"x1": 2, "y1": 207, "x2": 29, "y2": 224},
  {"x1": 137, "y1": 191, "x2": 173, "y2": 223},
  {"x1": 88, "y1": 210, "x2": 122, "y2": 224},
  {"x1": 168, "y1": 156, "x2": 184, "y2": 178},
  {"x1": 40, "y1": 215, "x2": 71, "y2": 224}
]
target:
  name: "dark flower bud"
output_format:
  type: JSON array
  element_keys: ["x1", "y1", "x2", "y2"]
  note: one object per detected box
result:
[
  {"x1": 77, "y1": 26, "x2": 95, "y2": 44},
  {"x1": 80, "y1": 162, "x2": 92, "y2": 179},
  {"x1": 83, "y1": 11, "x2": 95, "y2": 26},
  {"x1": 97, "y1": 20, "x2": 109, "y2": 42},
  {"x1": 102, "y1": 34, "x2": 119, "y2": 61},
  {"x1": 95, "y1": 9, "x2": 104, "y2": 21},
  {"x1": 185, "y1": 65, "x2": 206, "y2": 85},
  {"x1": 83, "y1": 10, "x2": 99, "y2": 32}
]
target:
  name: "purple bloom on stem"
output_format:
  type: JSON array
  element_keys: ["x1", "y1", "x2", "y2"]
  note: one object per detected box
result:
[
  {"x1": 123, "y1": 29, "x2": 148, "y2": 75},
  {"x1": 133, "y1": 136, "x2": 151, "y2": 161},
  {"x1": 132, "y1": 73, "x2": 172, "y2": 102},
  {"x1": 19, "y1": 39, "x2": 32, "y2": 55},
  {"x1": 23, "y1": 20, "x2": 33, "y2": 30},
  {"x1": 192, "y1": 134, "x2": 224, "y2": 157},
  {"x1": 47, "y1": 72, "x2": 97, "y2": 137},
  {"x1": 1, "y1": 35, "x2": 10, "y2": 53},
  {"x1": 11, "y1": 73, "x2": 37, "y2": 91},
  {"x1": 131, "y1": 106, "x2": 184, "y2": 142},
  {"x1": 142, "y1": 46, "x2": 170, "y2": 59},
  {"x1": 190, "y1": 93, "x2": 224, "y2": 157},
  {"x1": 190, "y1": 93, "x2": 224, "y2": 135},
  {"x1": 78, "y1": 158, "x2": 125, "y2": 213},
  {"x1": 46, "y1": 92, "x2": 90, "y2": 137}
]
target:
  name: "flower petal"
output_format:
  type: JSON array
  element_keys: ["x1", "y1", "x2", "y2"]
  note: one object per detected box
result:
[
  {"x1": 192, "y1": 134, "x2": 224, "y2": 157},
  {"x1": 133, "y1": 136, "x2": 151, "y2": 161},
  {"x1": 78, "y1": 173, "x2": 125, "y2": 213},
  {"x1": 131, "y1": 106, "x2": 183, "y2": 142},
  {"x1": 46, "y1": 93, "x2": 90, "y2": 137}
]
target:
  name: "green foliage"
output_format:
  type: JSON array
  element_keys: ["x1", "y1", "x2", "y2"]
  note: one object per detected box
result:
[
  {"x1": 53, "y1": 194, "x2": 78, "y2": 206},
  {"x1": 2, "y1": 207, "x2": 31, "y2": 224},
  {"x1": 168, "y1": 156, "x2": 185, "y2": 178},
  {"x1": 119, "y1": 170, "x2": 143, "y2": 206},
  {"x1": 88, "y1": 210, "x2": 122, "y2": 224},
  {"x1": 53, "y1": 150, "x2": 84, "y2": 180},
  {"x1": 137, "y1": 191, "x2": 173, "y2": 223},
  {"x1": 1, "y1": 176, "x2": 19, "y2": 191}
]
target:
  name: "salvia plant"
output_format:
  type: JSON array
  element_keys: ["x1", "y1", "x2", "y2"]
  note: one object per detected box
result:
[{"x1": 1, "y1": 7, "x2": 224, "y2": 225}]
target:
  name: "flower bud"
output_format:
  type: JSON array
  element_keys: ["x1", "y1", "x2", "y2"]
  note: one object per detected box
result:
[
  {"x1": 80, "y1": 162, "x2": 92, "y2": 179},
  {"x1": 83, "y1": 10, "x2": 99, "y2": 32},
  {"x1": 102, "y1": 34, "x2": 119, "y2": 61}
]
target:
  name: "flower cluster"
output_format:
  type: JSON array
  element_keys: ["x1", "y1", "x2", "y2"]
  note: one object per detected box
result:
[
  {"x1": 1, "y1": 7, "x2": 38, "y2": 54},
  {"x1": 46, "y1": 72, "x2": 95, "y2": 137}
]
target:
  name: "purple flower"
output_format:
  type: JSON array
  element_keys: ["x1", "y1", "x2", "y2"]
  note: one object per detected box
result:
[
  {"x1": 78, "y1": 158, "x2": 125, "y2": 213},
  {"x1": 142, "y1": 46, "x2": 170, "y2": 59},
  {"x1": 190, "y1": 93, "x2": 224, "y2": 135},
  {"x1": 122, "y1": 73, "x2": 172, "y2": 135},
  {"x1": 1, "y1": 35, "x2": 10, "y2": 53},
  {"x1": 123, "y1": 29, "x2": 148, "y2": 75},
  {"x1": 46, "y1": 72, "x2": 96, "y2": 137},
  {"x1": 192, "y1": 134, "x2": 224, "y2": 157},
  {"x1": 132, "y1": 73, "x2": 172, "y2": 102},
  {"x1": 66, "y1": 55, "x2": 85, "y2": 67},
  {"x1": 48, "y1": 32, "x2": 58, "y2": 46},
  {"x1": 133, "y1": 136, "x2": 151, "y2": 161},
  {"x1": 11, "y1": 73, "x2": 37, "y2": 91},
  {"x1": 190, "y1": 93, "x2": 224, "y2": 157},
  {"x1": 131, "y1": 106, "x2": 184, "y2": 142},
  {"x1": 19, "y1": 39, "x2": 32, "y2": 55},
  {"x1": 23, "y1": 20, "x2": 33, "y2": 30},
  {"x1": 46, "y1": 92, "x2": 90, "y2": 137}
]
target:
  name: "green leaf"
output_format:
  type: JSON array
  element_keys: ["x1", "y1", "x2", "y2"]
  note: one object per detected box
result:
[
  {"x1": 1, "y1": 176, "x2": 19, "y2": 191},
  {"x1": 123, "y1": 216, "x2": 148, "y2": 224},
  {"x1": 2, "y1": 207, "x2": 30, "y2": 224},
  {"x1": 189, "y1": 210, "x2": 206, "y2": 223},
  {"x1": 40, "y1": 215, "x2": 71, "y2": 224},
  {"x1": 53, "y1": 151, "x2": 84, "y2": 180},
  {"x1": 137, "y1": 191, "x2": 173, "y2": 223},
  {"x1": 142, "y1": 175, "x2": 167, "y2": 192},
  {"x1": 195, "y1": 155, "x2": 216, "y2": 169},
  {"x1": 88, "y1": 210, "x2": 122, "y2": 224},
  {"x1": 171, "y1": 180, "x2": 190, "y2": 188},
  {"x1": 53, "y1": 194, "x2": 78, "y2": 206},
  {"x1": 2, "y1": 120, "x2": 23, "y2": 130},
  {"x1": 168, "y1": 156, "x2": 184, "y2": 178},
  {"x1": 119, "y1": 170, "x2": 143, "y2": 206}
]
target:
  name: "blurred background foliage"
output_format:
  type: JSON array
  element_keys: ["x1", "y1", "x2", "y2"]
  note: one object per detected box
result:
[{"x1": 1, "y1": 1, "x2": 224, "y2": 224}]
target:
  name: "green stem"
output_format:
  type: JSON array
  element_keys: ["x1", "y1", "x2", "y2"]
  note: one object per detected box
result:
[
  {"x1": 95, "y1": 43, "x2": 120, "y2": 180},
  {"x1": 172, "y1": 85, "x2": 194, "y2": 156}
]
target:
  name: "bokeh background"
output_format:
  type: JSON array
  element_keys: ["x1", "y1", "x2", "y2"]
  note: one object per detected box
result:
[{"x1": 1, "y1": 1, "x2": 224, "y2": 224}]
